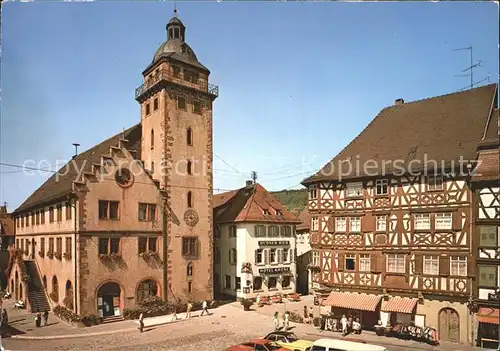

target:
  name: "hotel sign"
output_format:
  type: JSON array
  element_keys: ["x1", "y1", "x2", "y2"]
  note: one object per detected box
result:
[
  {"x1": 258, "y1": 240, "x2": 290, "y2": 246},
  {"x1": 259, "y1": 267, "x2": 291, "y2": 274}
]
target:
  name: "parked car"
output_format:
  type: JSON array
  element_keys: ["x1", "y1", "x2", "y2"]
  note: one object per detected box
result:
[
  {"x1": 263, "y1": 331, "x2": 313, "y2": 351},
  {"x1": 310, "y1": 338, "x2": 387, "y2": 351},
  {"x1": 225, "y1": 338, "x2": 289, "y2": 351}
]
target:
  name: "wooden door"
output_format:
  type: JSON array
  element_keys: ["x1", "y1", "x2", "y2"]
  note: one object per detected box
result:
[{"x1": 439, "y1": 308, "x2": 460, "y2": 342}]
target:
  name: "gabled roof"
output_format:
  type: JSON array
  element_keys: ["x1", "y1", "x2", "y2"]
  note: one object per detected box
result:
[
  {"x1": 296, "y1": 208, "x2": 310, "y2": 231},
  {"x1": 0, "y1": 216, "x2": 14, "y2": 235},
  {"x1": 472, "y1": 149, "x2": 500, "y2": 182},
  {"x1": 303, "y1": 84, "x2": 498, "y2": 184},
  {"x1": 14, "y1": 124, "x2": 142, "y2": 214},
  {"x1": 213, "y1": 183, "x2": 301, "y2": 224}
]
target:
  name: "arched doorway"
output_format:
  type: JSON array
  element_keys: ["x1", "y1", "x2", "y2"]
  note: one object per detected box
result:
[
  {"x1": 31, "y1": 238, "x2": 35, "y2": 258},
  {"x1": 19, "y1": 283, "x2": 23, "y2": 300},
  {"x1": 439, "y1": 308, "x2": 460, "y2": 342},
  {"x1": 10, "y1": 279, "x2": 14, "y2": 293},
  {"x1": 97, "y1": 282, "x2": 121, "y2": 317},
  {"x1": 136, "y1": 280, "x2": 158, "y2": 303}
]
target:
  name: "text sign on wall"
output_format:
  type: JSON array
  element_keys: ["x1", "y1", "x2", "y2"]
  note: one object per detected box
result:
[
  {"x1": 258, "y1": 240, "x2": 290, "y2": 246},
  {"x1": 259, "y1": 267, "x2": 291, "y2": 274}
]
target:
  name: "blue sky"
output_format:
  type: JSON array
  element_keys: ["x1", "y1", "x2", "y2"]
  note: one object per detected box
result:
[{"x1": 1, "y1": 2, "x2": 498, "y2": 210}]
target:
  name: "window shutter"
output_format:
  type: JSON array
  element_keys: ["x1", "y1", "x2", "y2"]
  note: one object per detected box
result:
[
  {"x1": 362, "y1": 214, "x2": 375, "y2": 232},
  {"x1": 228, "y1": 250, "x2": 232, "y2": 264},
  {"x1": 196, "y1": 239, "x2": 201, "y2": 258},
  {"x1": 370, "y1": 254, "x2": 383, "y2": 273},
  {"x1": 254, "y1": 225, "x2": 258, "y2": 237},
  {"x1": 377, "y1": 255, "x2": 386, "y2": 273},
  {"x1": 414, "y1": 254, "x2": 423, "y2": 275},
  {"x1": 337, "y1": 253, "x2": 344, "y2": 271},
  {"x1": 452, "y1": 211, "x2": 462, "y2": 231},
  {"x1": 264, "y1": 249, "x2": 269, "y2": 265},
  {"x1": 439, "y1": 256, "x2": 450, "y2": 276},
  {"x1": 291, "y1": 248, "x2": 295, "y2": 263},
  {"x1": 467, "y1": 257, "x2": 475, "y2": 277},
  {"x1": 280, "y1": 226, "x2": 285, "y2": 236},
  {"x1": 255, "y1": 250, "x2": 258, "y2": 264},
  {"x1": 328, "y1": 217, "x2": 335, "y2": 233},
  {"x1": 263, "y1": 226, "x2": 267, "y2": 237}
]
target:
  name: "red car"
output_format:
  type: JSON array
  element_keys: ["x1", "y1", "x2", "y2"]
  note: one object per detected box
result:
[{"x1": 225, "y1": 338, "x2": 289, "y2": 351}]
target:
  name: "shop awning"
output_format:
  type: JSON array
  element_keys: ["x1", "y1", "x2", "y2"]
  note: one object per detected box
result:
[
  {"x1": 477, "y1": 307, "x2": 500, "y2": 325},
  {"x1": 381, "y1": 297, "x2": 418, "y2": 314},
  {"x1": 323, "y1": 291, "x2": 382, "y2": 312}
]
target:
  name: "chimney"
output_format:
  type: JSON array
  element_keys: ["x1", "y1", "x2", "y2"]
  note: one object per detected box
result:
[
  {"x1": 0, "y1": 205, "x2": 6, "y2": 215},
  {"x1": 395, "y1": 98, "x2": 404, "y2": 106},
  {"x1": 245, "y1": 180, "x2": 254, "y2": 188}
]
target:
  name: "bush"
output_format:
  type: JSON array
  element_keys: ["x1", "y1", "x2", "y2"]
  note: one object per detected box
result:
[
  {"x1": 81, "y1": 313, "x2": 101, "y2": 326},
  {"x1": 123, "y1": 307, "x2": 143, "y2": 320},
  {"x1": 53, "y1": 305, "x2": 81, "y2": 323},
  {"x1": 63, "y1": 296, "x2": 73, "y2": 310},
  {"x1": 288, "y1": 311, "x2": 304, "y2": 323}
]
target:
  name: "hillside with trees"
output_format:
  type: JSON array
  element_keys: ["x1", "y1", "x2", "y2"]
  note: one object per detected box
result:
[{"x1": 271, "y1": 188, "x2": 308, "y2": 215}]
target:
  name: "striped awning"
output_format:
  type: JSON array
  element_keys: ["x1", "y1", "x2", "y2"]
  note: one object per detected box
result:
[
  {"x1": 381, "y1": 297, "x2": 418, "y2": 314},
  {"x1": 323, "y1": 291, "x2": 382, "y2": 312},
  {"x1": 477, "y1": 307, "x2": 500, "y2": 325}
]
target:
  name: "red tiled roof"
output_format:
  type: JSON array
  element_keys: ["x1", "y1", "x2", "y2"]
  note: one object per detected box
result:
[
  {"x1": 477, "y1": 307, "x2": 499, "y2": 325},
  {"x1": 214, "y1": 184, "x2": 301, "y2": 224},
  {"x1": 0, "y1": 217, "x2": 14, "y2": 235},
  {"x1": 472, "y1": 149, "x2": 500, "y2": 182},
  {"x1": 323, "y1": 291, "x2": 382, "y2": 312},
  {"x1": 303, "y1": 84, "x2": 498, "y2": 184},
  {"x1": 296, "y1": 208, "x2": 310, "y2": 231},
  {"x1": 381, "y1": 297, "x2": 418, "y2": 314}
]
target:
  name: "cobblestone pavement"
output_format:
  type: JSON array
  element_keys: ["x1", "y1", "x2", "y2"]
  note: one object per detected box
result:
[{"x1": 2, "y1": 302, "x2": 479, "y2": 351}]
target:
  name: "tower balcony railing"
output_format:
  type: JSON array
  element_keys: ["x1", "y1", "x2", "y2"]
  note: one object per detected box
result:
[{"x1": 135, "y1": 69, "x2": 219, "y2": 100}]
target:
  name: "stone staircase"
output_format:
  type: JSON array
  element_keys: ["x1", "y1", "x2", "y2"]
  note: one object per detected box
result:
[
  {"x1": 101, "y1": 315, "x2": 125, "y2": 324},
  {"x1": 24, "y1": 260, "x2": 51, "y2": 312}
]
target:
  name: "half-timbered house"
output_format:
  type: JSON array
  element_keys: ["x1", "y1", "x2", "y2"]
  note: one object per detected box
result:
[
  {"x1": 471, "y1": 108, "x2": 500, "y2": 349},
  {"x1": 302, "y1": 84, "x2": 498, "y2": 344}
]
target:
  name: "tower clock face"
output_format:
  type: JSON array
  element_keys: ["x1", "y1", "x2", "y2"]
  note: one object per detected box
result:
[
  {"x1": 115, "y1": 168, "x2": 134, "y2": 188},
  {"x1": 184, "y1": 209, "x2": 199, "y2": 227}
]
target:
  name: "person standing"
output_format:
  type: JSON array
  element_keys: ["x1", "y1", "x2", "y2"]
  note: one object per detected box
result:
[
  {"x1": 283, "y1": 311, "x2": 290, "y2": 330},
  {"x1": 340, "y1": 314, "x2": 348, "y2": 336},
  {"x1": 256, "y1": 294, "x2": 261, "y2": 307},
  {"x1": 35, "y1": 313, "x2": 41, "y2": 328},
  {"x1": 273, "y1": 311, "x2": 280, "y2": 331},
  {"x1": 186, "y1": 301, "x2": 193, "y2": 319},
  {"x1": 308, "y1": 306, "x2": 314, "y2": 325},
  {"x1": 200, "y1": 300, "x2": 210, "y2": 316},
  {"x1": 138, "y1": 312, "x2": 144, "y2": 333},
  {"x1": 303, "y1": 306, "x2": 308, "y2": 324},
  {"x1": 43, "y1": 311, "x2": 49, "y2": 326},
  {"x1": 1, "y1": 310, "x2": 7, "y2": 327}
]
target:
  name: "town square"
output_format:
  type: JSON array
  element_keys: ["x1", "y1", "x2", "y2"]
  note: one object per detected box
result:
[{"x1": 0, "y1": 1, "x2": 498, "y2": 350}]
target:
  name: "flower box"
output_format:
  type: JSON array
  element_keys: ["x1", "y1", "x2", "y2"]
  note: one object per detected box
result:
[
  {"x1": 63, "y1": 252, "x2": 72, "y2": 260},
  {"x1": 47, "y1": 251, "x2": 54, "y2": 259},
  {"x1": 55, "y1": 252, "x2": 62, "y2": 260},
  {"x1": 38, "y1": 250, "x2": 45, "y2": 258}
]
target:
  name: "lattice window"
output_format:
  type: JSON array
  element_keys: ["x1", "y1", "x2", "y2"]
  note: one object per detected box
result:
[
  {"x1": 346, "y1": 182, "x2": 363, "y2": 197},
  {"x1": 335, "y1": 217, "x2": 346, "y2": 232},
  {"x1": 350, "y1": 217, "x2": 361, "y2": 232},
  {"x1": 309, "y1": 185, "x2": 318, "y2": 200},
  {"x1": 376, "y1": 216, "x2": 387, "y2": 231},
  {"x1": 359, "y1": 254, "x2": 370, "y2": 272},
  {"x1": 423, "y1": 255, "x2": 439, "y2": 275},
  {"x1": 312, "y1": 251, "x2": 320, "y2": 266},
  {"x1": 375, "y1": 179, "x2": 388, "y2": 195},
  {"x1": 435, "y1": 213, "x2": 452, "y2": 230},
  {"x1": 427, "y1": 175, "x2": 443, "y2": 191},
  {"x1": 450, "y1": 256, "x2": 467, "y2": 276},
  {"x1": 387, "y1": 254, "x2": 406, "y2": 273},
  {"x1": 311, "y1": 217, "x2": 319, "y2": 231},
  {"x1": 414, "y1": 214, "x2": 430, "y2": 230}
]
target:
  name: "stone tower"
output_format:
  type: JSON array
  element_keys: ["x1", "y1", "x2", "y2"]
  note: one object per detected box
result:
[{"x1": 135, "y1": 11, "x2": 218, "y2": 302}]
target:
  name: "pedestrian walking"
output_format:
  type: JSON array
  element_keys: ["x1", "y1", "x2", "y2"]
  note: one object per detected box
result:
[
  {"x1": 200, "y1": 300, "x2": 210, "y2": 316},
  {"x1": 273, "y1": 311, "x2": 280, "y2": 331},
  {"x1": 138, "y1": 312, "x2": 144, "y2": 333},
  {"x1": 340, "y1": 314, "x2": 348, "y2": 336},
  {"x1": 35, "y1": 313, "x2": 41, "y2": 328},
  {"x1": 1, "y1": 310, "x2": 8, "y2": 327},
  {"x1": 43, "y1": 310, "x2": 49, "y2": 326},
  {"x1": 303, "y1": 306, "x2": 308, "y2": 324},
  {"x1": 186, "y1": 301, "x2": 193, "y2": 319},
  {"x1": 256, "y1": 294, "x2": 261, "y2": 307},
  {"x1": 308, "y1": 306, "x2": 314, "y2": 325},
  {"x1": 283, "y1": 311, "x2": 290, "y2": 330},
  {"x1": 171, "y1": 305, "x2": 179, "y2": 321}
]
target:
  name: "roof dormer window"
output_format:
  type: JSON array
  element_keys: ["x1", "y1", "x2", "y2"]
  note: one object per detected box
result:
[
  {"x1": 276, "y1": 209, "x2": 283, "y2": 216},
  {"x1": 263, "y1": 209, "x2": 271, "y2": 215}
]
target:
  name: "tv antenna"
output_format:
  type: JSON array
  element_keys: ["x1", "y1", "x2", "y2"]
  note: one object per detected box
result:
[{"x1": 452, "y1": 46, "x2": 483, "y2": 90}]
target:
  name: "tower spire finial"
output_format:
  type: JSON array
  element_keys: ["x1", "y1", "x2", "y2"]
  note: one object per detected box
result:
[{"x1": 173, "y1": 2, "x2": 178, "y2": 17}]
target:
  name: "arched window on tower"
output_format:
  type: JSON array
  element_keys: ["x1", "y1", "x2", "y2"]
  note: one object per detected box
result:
[
  {"x1": 187, "y1": 262, "x2": 193, "y2": 277},
  {"x1": 186, "y1": 160, "x2": 192, "y2": 175},
  {"x1": 187, "y1": 191, "x2": 193, "y2": 208},
  {"x1": 186, "y1": 128, "x2": 193, "y2": 146},
  {"x1": 151, "y1": 129, "x2": 154, "y2": 150},
  {"x1": 169, "y1": 29, "x2": 173, "y2": 40}
]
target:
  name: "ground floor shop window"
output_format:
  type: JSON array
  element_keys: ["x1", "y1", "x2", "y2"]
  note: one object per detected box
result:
[
  {"x1": 225, "y1": 275, "x2": 231, "y2": 289},
  {"x1": 478, "y1": 322, "x2": 500, "y2": 349},
  {"x1": 268, "y1": 277, "x2": 277, "y2": 289},
  {"x1": 391, "y1": 312, "x2": 413, "y2": 325},
  {"x1": 253, "y1": 277, "x2": 262, "y2": 291}
]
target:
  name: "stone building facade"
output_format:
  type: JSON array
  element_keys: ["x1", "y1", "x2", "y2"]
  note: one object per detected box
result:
[{"x1": 8, "y1": 13, "x2": 217, "y2": 318}]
